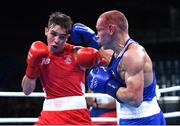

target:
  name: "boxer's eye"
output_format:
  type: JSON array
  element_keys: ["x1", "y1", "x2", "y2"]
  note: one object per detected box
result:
[{"x1": 51, "y1": 31, "x2": 68, "y2": 41}]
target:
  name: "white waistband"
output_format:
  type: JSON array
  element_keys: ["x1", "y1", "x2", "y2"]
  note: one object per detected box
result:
[
  {"x1": 43, "y1": 96, "x2": 87, "y2": 111},
  {"x1": 96, "y1": 96, "x2": 114, "y2": 104},
  {"x1": 119, "y1": 97, "x2": 160, "y2": 119}
]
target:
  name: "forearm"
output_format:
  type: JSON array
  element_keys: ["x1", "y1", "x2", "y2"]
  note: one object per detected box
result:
[
  {"x1": 21, "y1": 75, "x2": 36, "y2": 95},
  {"x1": 116, "y1": 87, "x2": 142, "y2": 107}
]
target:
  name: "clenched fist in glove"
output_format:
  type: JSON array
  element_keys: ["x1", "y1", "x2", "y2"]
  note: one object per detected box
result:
[
  {"x1": 76, "y1": 47, "x2": 108, "y2": 69},
  {"x1": 71, "y1": 23, "x2": 101, "y2": 49},
  {"x1": 25, "y1": 41, "x2": 48, "y2": 79},
  {"x1": 87, "y1": 66, "x2": 123, "y2": 100}
]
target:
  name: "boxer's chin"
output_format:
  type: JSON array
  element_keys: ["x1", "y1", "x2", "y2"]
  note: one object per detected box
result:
[{"x1": 49, "y1": 46, "x2": 60, "y2": 54}]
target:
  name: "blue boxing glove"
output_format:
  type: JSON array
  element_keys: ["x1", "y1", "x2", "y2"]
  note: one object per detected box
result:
[
  {"x1": 87, "y1": 66, "x2": 122, "y2": 99},
  {"x1": 71, "y1": 23, "x2": 101, "y2": 49}
]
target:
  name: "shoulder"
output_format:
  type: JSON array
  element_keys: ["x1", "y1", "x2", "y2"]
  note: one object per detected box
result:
[
  {"x1": 124, "y1": 43, "x2": 145, "y2": 59},
  {"x1": 123, "y1": 43, "x2": 146, "y2": 73}
]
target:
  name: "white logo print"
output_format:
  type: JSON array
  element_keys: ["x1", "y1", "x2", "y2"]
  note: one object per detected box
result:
[
  {"x1": 107, "y1": 82, "x2": 116, "y2": 89},
  {"x1": 42, "y1": 58, "x2": 50, "y2": 64},
  {"x1": 64, "y1": 55, "x2": 72, "y2": 64},
  {"x1": 90, "y1": 77, "x2": 98, "y2": 89}
]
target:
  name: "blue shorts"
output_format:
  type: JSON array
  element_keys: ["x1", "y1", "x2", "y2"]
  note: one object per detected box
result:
[{"x1": 119, "y1": 111, "x2": 166, "y2": 125}]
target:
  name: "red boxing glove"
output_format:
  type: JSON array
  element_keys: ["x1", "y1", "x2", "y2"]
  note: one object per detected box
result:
[
  {"x1": 76, "y1": 47, "x2": 106, "y2": 68},
  {"x1": 25, "y1": 41, "x2": 48, "y2": 79}
]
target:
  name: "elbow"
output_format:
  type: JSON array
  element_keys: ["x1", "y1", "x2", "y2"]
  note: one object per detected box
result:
[
  {"x1": 129, "y1": 96, "x2": 143, "y2": 107},
  {"x1": 23, "y1": 88, "x2": 32, "y2": 96},
  {"x1": 21, "y1": 78, "x2": 36, "y2": 96},
  {"x1": 23, "y1": 91, "x2": 31, "y2": 96},
  {"x1": 131, "y1": 99, "x2": 142, "y2": 107},
  {"x1": 22, "y1": 84, "x2": 34, "y2": 96}
]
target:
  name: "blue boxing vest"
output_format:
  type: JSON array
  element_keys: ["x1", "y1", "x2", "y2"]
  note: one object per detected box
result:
[{"x1": 107, "y1": 38, "x2": 166, "y2": 125}]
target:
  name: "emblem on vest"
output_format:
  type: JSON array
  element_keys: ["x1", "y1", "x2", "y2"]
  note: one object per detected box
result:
[
  {"x1": 64, "y1": 55, "x2": 72, "y2": 64},
  {"x1": 42, "y1": 58, "x2": 51, "y2": 65}
]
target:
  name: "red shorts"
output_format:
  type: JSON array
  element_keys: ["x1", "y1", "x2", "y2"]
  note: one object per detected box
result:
[
  {"x1": 34, "y1": 109, "x2": 92, "y2": 125},
  {"x1": 34, "y1": 96, "x2": 92, "y2": 125},
  {"x1": 92, "y1": 111, "x2": 117, "y2": 125}
]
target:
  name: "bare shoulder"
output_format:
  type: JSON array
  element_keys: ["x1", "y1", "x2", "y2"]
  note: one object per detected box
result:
[{"x1": 122, "y1": 43, "x2": 146, "y2": 73}]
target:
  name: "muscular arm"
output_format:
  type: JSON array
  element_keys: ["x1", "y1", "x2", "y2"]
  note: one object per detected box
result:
[
  {"x1": 21, "y1": 41, "x2": 48, "y2": 95},
  {"x1": 116, "y1": 46, "x2": 145, "y2": 107},
  {"x1": 21, "y1": 75, "x2": 36, "y2": 95}
]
